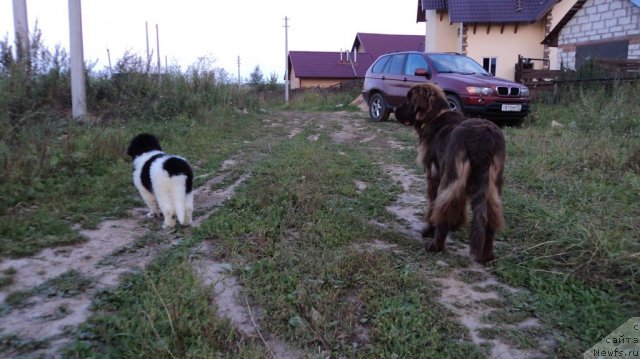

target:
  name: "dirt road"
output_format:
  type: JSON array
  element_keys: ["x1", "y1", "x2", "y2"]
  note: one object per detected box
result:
[{"x1": 0, "y1": 110, "x2": 554, "y2": 358}]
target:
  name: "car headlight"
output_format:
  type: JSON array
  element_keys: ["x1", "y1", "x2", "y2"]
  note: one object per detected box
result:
[
  {"x1": 521, "y1": 87, "x2": 530, "y2": 97},
  {"x1": 466, "y1": 87, "x2": 493, "y2": 96}
]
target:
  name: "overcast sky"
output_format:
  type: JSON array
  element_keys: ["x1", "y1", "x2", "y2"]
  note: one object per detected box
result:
[{"x1": 1, "y1": 0, "x2": 426, "y2": 82}]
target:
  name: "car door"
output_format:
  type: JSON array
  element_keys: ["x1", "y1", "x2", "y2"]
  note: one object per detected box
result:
[
  {"x1": 403, "y1": 54, "x2": 433, "y2": 92},
  {"x1": 381, "y1": 54, "x2": 407, "y2": 107}
]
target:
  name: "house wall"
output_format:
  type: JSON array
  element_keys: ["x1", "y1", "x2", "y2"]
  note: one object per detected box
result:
[
  {"x1": 432, "y1": 12, "x2": 459, "y2": 53},
  {"x1": 291, "y1": 78, "x2": 352, "y2": 89},
  {"x1": 298, "y1": 78, "x2": 343, "y2": 89},
  {"x1": 548, "y1": 0, "x2": 581, "y2": 69},
  {"x1": 558, "y1": 0, "x2": 640, "y2": 69},
  {"x1": 465, "y1": 22, "x2": 547, "y2": 80},
  {"x1": 289, "y1": 68, "x2": 302, "y2": 89}
]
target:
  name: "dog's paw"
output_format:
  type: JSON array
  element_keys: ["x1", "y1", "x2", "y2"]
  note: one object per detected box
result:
[
  {"x1": 425, "y1": 239, "x2": 443, "y2": 252},
  {"x1": 162, "y1": 222, "x2": 176, "y2": 230},
  {"x1": 475, "y1": 253, "x2": 496, "y2": 264},
  {"x1": 421, "y1": 225, "x2": 435, "y2": 238},
  {"x1": 146, "y1": 212, "x2": 160, "y2": 219}
]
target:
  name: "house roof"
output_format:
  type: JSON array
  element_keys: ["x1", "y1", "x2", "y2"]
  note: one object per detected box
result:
[
  {"x1": 417, "y1": 0, "x2": 557, "y2": 23},
  {"x1": 288, "y1": 51, "x2": 375, "y2": 79},
  {"x1": 417, "y1": 0, "x2": 447, "y2": 22},
  {"x1": 352, "y1": 33, "x2": 425, "y2": 58},
  {"x1": 542, "y1": 0, "x2": 587, "y2": 46}
]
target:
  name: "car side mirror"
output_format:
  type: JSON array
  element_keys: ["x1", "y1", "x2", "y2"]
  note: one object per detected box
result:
[{"x1": 415, "y1": 68, "x2": 431, "y2": 79}]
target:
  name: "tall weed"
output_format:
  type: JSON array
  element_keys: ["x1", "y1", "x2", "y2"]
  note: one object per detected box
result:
[{"x1": 503, "y1": 82, "x2": 640, "y2": 299}]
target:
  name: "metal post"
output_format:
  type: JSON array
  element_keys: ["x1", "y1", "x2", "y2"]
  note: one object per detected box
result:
[
  {"x1": 12, "y1": 0, "x2": 30, "y2": 66},
  {"x1": 284, "y1": 16, "x2": 289, "y2": 104},
  {"x1": 69, "y1": 0, "x2": 87, "y2": 118}
]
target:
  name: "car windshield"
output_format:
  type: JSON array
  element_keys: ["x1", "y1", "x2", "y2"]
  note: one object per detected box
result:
[{"x1": 429, "y1": 54, "x2": 490, "y2": 75}]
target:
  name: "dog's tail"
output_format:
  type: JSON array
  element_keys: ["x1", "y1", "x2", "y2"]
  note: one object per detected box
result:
[
  {"x1": 487, "y1": 153, "x2": 505, "y2": 231},
  {"x1": 431, "y1": 150, "x2": 471, "y2": 228}
]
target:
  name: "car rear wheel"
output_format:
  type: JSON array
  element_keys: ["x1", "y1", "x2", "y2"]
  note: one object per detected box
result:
[
  {"x1": 368, "y1": 93, "x2": 390, "y2": 122},
  {"x1": 446, "y1": 94, "x2": 463, "y2": 113}
]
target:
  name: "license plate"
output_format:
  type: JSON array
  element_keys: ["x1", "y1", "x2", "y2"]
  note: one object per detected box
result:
[{"x1": 501, "y1": 104, "x2": 522, "y2": 112}]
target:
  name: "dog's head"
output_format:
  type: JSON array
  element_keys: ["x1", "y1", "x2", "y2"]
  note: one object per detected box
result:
[
  {"x1": 394, "y1": 83, "x2": 450, "y2": 128},
  {"x1": 127, "y1": 133, "x2": 162, "y2": 159}
]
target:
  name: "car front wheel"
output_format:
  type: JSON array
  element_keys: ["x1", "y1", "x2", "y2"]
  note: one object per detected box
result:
[
  {"x1": 446, "y1": 94, "x2": 463, "y2": 113},
  {"x1": 368, "y1": 93, "x2": 390, "y2": 122}
]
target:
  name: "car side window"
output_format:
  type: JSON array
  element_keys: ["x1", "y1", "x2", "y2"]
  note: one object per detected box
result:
[
  {"x1": 371, "y1": 56, "x2": 390, "y2": 74},
  {"x1": 405, "y1": 54, "x2": 429, "y2": 75},
  {"x1": 386, "y1": 55, "x2": 406, "y2": 75}
]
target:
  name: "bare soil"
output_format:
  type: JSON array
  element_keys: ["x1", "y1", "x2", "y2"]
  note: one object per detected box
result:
[{"x1": 0, "y1": 161, "x2": 252, "y2": 357}]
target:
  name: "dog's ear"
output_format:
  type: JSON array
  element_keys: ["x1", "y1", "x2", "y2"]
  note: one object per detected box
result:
[
  {"x1": 427, "y1": 87, "x2": 442, "y2": 111},
  {"x1": 411, "y1": 86, "x2": 432, "y2": 113}
]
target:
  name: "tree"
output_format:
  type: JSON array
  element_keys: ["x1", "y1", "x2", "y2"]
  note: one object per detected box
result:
[
  {"x1": 249, "y1": 65, "x2": 264, "y2": 87},
  {"x1": 266, "y1": 71, "x2": 280, "y2": 91}
]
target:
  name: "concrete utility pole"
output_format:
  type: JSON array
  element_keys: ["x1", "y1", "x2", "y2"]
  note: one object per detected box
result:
[
  {"x1": 69, "y1": 0, "x2": 87, "y2": 118},
  {"x1": 12, "y1": 0, "x2": 30, "y2": 65},
  {"x1": 145, "y1": 21, "x2": 150, "y2": 73},
  {"x1": 283, "y1": 16, "x2": 290, "y2": 104},
  {"x1": 156, "y1": 24, "x2": 161, "y2": 83},
  {"x1": 107, "y1": 48, "x2": 112, "y2": 75},
  {"x1": 237, "y1": 56, "x2": 241, "y2": 86}
]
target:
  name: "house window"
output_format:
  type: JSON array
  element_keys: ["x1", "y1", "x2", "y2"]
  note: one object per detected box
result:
[
  {"x1": 576, "y1": 40, "x2": 628, "y2": 68},
  {"x1": 483, "y1": 57, "x2": 497, "y2": 75}
]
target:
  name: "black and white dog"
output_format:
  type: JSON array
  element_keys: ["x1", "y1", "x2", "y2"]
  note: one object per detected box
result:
[{"x1": 127, "y1": 133, "x2": 194, "y2": 228}]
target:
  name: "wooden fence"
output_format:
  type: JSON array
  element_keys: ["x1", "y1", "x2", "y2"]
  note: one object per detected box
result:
[{"x1": 515, "y1": 55, "x2": 640, "y2": 98}]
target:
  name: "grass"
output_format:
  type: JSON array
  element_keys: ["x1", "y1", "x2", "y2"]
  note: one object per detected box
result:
[
  {"x1": 64, "y1": 257, "x2": 265, "y2": 358},
  {"x1": 0, "y1": 109, "x2": 261, "y2": 257},
  {"x1": 0, "y1": 56, "x2": 638, "y2": 358},
  {"x1": 61, "y1": 117, "x2": 487, "y2": 358},
  {"x1": 491, "y1": 82, "x2": 640, "y2": 356}
]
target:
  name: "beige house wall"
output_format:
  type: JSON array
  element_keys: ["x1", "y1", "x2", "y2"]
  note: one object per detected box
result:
[
  {"x1": 290, "y1": 68, "x2": 302, "y2": 89},
  {"x1": 299, "y1": 78, "x2": 342, "y2": 88},
  {"x1": 430, "y1": 16, "x2": 548, "y2": 80},
  {"x1": 290, "y1": 69, "x2": 344, "y2": 89},
  {"x1": 465, "y1": 22, "x2": 547, "y2": 80},
  {"x1": 432, "y1": 12, "x2": 460, "y2": 53},
  {"x1": 427, "y1": 1, "x2": 581, "y2": 77}
]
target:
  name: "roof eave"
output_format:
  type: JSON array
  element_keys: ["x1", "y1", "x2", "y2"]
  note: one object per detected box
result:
[{"x1": 541, "y1": 0, "x2": 587, "y2": 47}]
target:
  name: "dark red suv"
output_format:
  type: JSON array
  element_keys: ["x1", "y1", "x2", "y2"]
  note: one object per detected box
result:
[{"x1": 362, "y1": 51, "x2": 531, "y2": 126}]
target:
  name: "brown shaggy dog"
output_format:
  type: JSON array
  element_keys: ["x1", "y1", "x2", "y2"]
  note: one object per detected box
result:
[{"x1": 394, "y1": 83, "x2": 505, "y2": 264}]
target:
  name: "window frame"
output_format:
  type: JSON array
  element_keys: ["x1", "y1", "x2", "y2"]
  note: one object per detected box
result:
[{"x1": 482, "y1": 57, "x2": 497, "y2": 76}]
